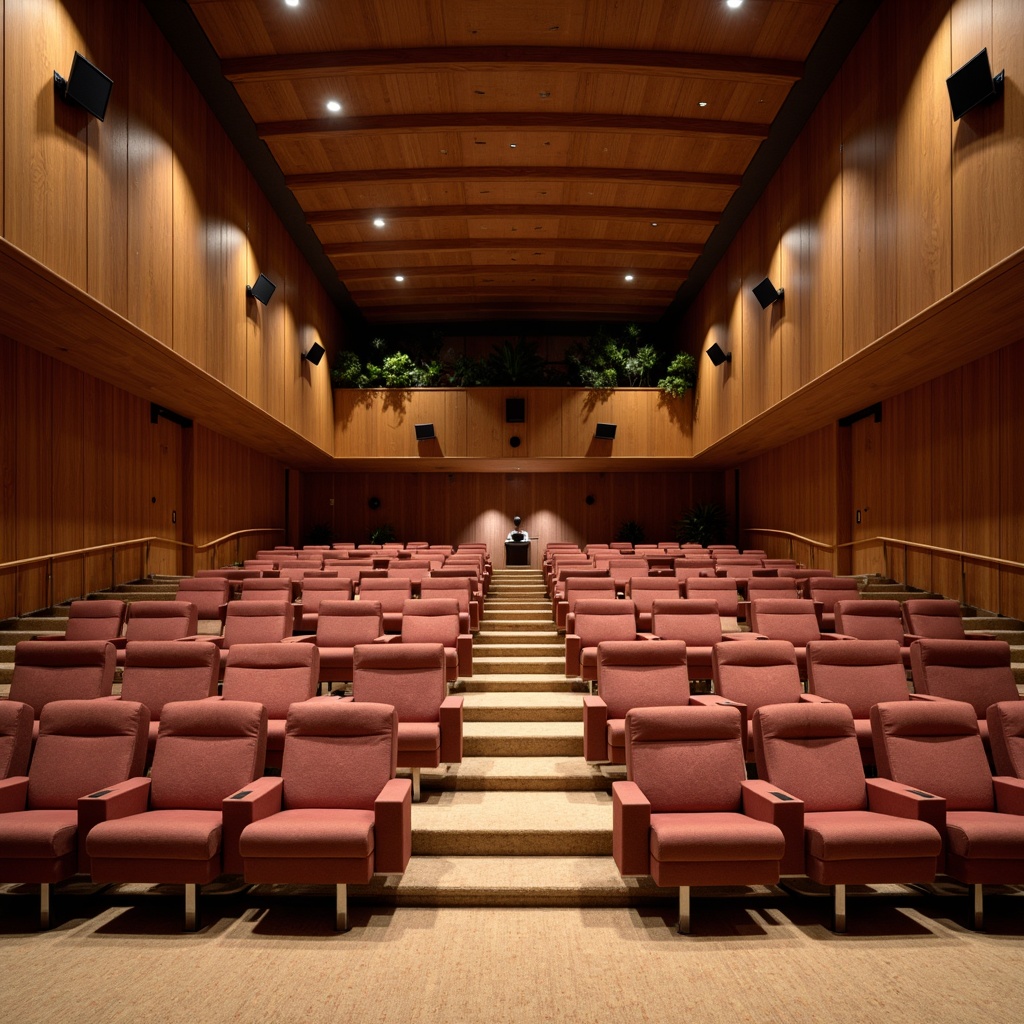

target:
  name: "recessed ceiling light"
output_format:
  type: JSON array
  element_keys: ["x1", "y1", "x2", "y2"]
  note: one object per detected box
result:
[
  {"x1": 726, "y1": 0, "x2": 743, "y2": 8},
  {"x1": 698, "y1": 101, "x2": 708, "y2": 108},
  {"x1": 373, "y1": 217, "x2": 386, "y2": 228},
  {"x1": 285, "y1": 0, "x2": 300, "y2": 7},
  {"x1": 394, "y1": 275, "x2": 405, "y2": 283},
  {"x1": 650, "y1": 222, "x2": 658, "y2": 227},
  {"x1": 510, "y1": 143, "x2": 517, "y2": 149},
  {"x1": 624, "y1": 274, "x2": 635, "y2": 282},
  {"x1": 325, "y1": 100, "x2": 342, "y2": 113}
]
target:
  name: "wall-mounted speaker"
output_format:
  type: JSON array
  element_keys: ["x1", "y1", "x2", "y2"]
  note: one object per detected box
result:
[
  {"x1": 247, "y1": 273, "x2": 276, "y2": 305},
  {"x1": 707, "y1": 343, "x2": 732, "y2": 367},
  {"x1": 947, "y1": 48, "x2": 1004, "y2": 121},
  {"x1": 303, "y1": 342, "x2": 326, "y2": 366},
  {"x1": 594, "y1": 422, "x2": 617, "y2": 440},
  {"x1": 752, "y1": 277, "x2": 784, "y2": 308},
  {"x1": 506, "y1": 398, "x2": 525, "y2": 423},
  {"x1": 54, "y1": 52, "x2": 113, "y2": 121},
  {"x1": 509, "y1": 435, "x2": 522, "y2": 448},
  {"x1": 415, "y1": 423, "x2": 436, "y2": 441}
]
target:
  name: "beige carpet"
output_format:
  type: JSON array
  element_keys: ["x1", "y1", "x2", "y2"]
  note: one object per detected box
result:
[{"x1": 1, "y1": 895, "x2": 1022, "y2": 1024}]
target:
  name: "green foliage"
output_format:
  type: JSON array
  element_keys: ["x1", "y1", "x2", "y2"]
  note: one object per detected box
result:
[
  {"x1": 566, "y1": 323, "x2": 659, "y2": 389},
  {"x1": 370, "y1": 524, "x2": 397, "y2": 544},
  {"x1": 657, "y1": 352, "x2": 698, "y2": 399},
  {"x1": 486, "y1": 338, "x2": 549, "y2": 386},
  {"x1": 331, "y1": 350, "x2": 368, "y2": 389},
  {"x1": 445, "y1": 353, "x2": 491, "y2": 387},
  {"x1": 616, "y1": 520, "x2": 645, "y2": 546},
  {"x1": 675, "y1": 502, "x2": 730, "y2": 546}
]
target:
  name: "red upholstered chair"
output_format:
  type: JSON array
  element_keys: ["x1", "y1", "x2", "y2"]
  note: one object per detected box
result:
[
  {"x1": 85, "y1": 700, "x2": 268, "y2": 929},
  {"x1": 612, "y1": 705, "x2": 786, "y2": 933},
  {"x1": 556, "y1": 575, "x2": 617, "y2": 631},
  {"x1": 748, "y1": 598, "x2": 850, "y2": 678},
  {"x1": 176, "y1": 577, "x2": 230, "y2": 626},
  {"x1": 113, "y1": 601, "x2": 199, "y2": 667},
  {"x1": 987, "y1": 702, "x2": 1024, "y2": 778},
  {"x1": 231, "y1": 701, "x2": 411, "y2": 930},
  {"x1": 0, "y1": 699, "x2": 149, "y2": 927},
  {"x1": 871, "y1": 699, "x2": 1024, "y2": 927},
  {"x1": 181, "y1": 600, "x2": 294, "y2": 671},
  {"x1": 808, "y1": 578, "x2": 860, "y2": 632},
  {"x1": 833, "y1": 599, "x2": 913, "y2": 669},
  {"x1": 683, "y1": 577, "x2": 741, "y2": 620},
  {"x1": 241, "y1": 577, "x2": 295, "y2": 602},
  {"x1": 608, "y1": 558, "x2": 650, "y2": 597},
  {"x1": 752, "y1": 702, "x2": 942, "y2": 931},
  {"x1": 699, "y1": 639, "x2": 806, "y2": 761},
  {"x1": 288, "y1": 600, "x2": 385, "y2": 694},
  {"x1": 394, "y1": 598, "x2": 473, "y2": 681},
  {"x1": 777, "y1": 568, "x2": 833, "y2": 596},
  {"x1": 565, "y1": 599, "x2": 649, "y2": 685},
  {"x1": 294, "y1": 578, "x2": 353, "y2": 633},
  {"x1": 902, "y1": 599, "x2": 996, "y2": 642},
  {"x1": 220, "y1": 643, "x2": 321, "y2": 770},
  {"x1": 909, "y1": 638, "x2": 1019, "y2": 747},
  {"x1": 0, "y1": 701, "x2": 34, "y2": 779},
  {"x1": 741, "y1": 577, "x2": 800, "y2": 622},
  {"x1": 627, "y1": 577, "x2": 682, "y2": 631},
  {"x1": 351, "y1": 642, "x2": 463, "y2": 801},
  {"x1": 32, "y1": 599, "x2": 126, "y2": 642},
  {"x1": 357, "y1": 578, "x2": 413, "y2": 633},
  {"x1": 117, "y1": 640, "x2": 220, "y2": 764},
  {"x1": 421, "y1": 576, "x2": 480, "y2": 632},
  {"x1": 387, "y1": 560, "x2": 431, "y2": 595},
  {"x1": 9, "y1": 640, "x2": 117, "y2": 740},
  {"x1": 804, "y1": 638, "x2": 910, "y2": 765},
  {"x1": 584, "y1": 640, "x2": 690, "y2": 764},
  {"x1": 649, "y1": 599, "x2": 755, "y2": 681}
]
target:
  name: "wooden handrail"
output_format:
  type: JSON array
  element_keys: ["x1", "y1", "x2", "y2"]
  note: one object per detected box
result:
[
  {"x1": 743, "y1": 527, "x2": 835, "y2": 554},
  {"x1": 194, "y1": 527, "x2": 285, "y2": 552},
  {"x1": 0, "y1": 536, "x2": 188, "y2": 573},
  {"x1": 837, "y1": 536, "x2": 1024, "y2": 572}
]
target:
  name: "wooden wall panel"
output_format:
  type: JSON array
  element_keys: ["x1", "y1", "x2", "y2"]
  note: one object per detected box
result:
[
  {"x1": 50, "y1": 360, "x2": 85, "y2": 601},
  {"x1": 0, "y1": 334, "x2": 16, "y2": 614},
  {"x1": 928, "y1": 372, "x2": 964, "y2": 600},
  {"x1": 999, "y1": 341, "x2": 1024, "y2": 616},
  {"x1": 740, "y1": 185, "x2": 779, "y2": 422},
  {"x1": 0, "y1": 0, "x2": 4, "y2": 239}
]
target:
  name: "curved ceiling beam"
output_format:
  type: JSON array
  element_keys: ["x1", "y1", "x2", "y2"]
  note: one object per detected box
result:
[
  {"x1": 287, "y1": 166, "x2": 742, "y2": 189},
  {"x1": 223, "y1": 46, "x2": 803, "y2": 84},
  {"x1": 324, "y1": 238, "x2": 704, "y2": 258},
  {"x1": 307, "y1": 204, "x2": 721, "y2": 226},
  {"x1": 258, "y1": 111, "x2": 770, "y2": 141}
]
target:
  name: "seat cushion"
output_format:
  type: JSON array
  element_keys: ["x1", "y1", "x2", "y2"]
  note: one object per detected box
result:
[
  {"x1": 607, "y1": 718, "x2": 626, "y2": 752},
  {"x1": 650, "y1": 812, "x2": 785, "y2": 863},
  {"x1": 398, "y1": 722, "x2": 441, "y2": 753},
  {"x1": 87, "y1": 809, "x2": 223, "y2": 861},
  {"x1": 240, "y1": 808, "x2": 375, "y2": 859},
  {"x1": 946, "y1": 811, "x2": 1024, "y2": 860},
  {"x1": 0, "y1": 810, "x2": 77, "y2": 858},
  {"x1": 804, "y1": 810, "x2": 941, "y2": 861}
]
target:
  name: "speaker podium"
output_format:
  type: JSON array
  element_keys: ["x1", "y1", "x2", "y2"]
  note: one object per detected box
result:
[{"x1": 504, "y1": 540, "x2": 530, "y2": 566}]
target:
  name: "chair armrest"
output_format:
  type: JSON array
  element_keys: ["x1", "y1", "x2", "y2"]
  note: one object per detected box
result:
[
  {"x1": 909, "y1": 693, "x2": 954, "y2": 702},
  {"x1": 221, "y1": 776, "x2": 283, "y2": 875},
  {"x1": 634, "y1": 633, "x2": 657, "y2": 641},
  {"x1": 565, "y1": 634, "x2": 582, "y2": 677},
  {"x1": 814, "y1": 633, "x2": 856, "y2": 641},
  {"x1": 373, "y1": 634, "x2": 403, "y2": 644},
  {"x1": 612, "y1": 781, "x2": 651, "y2": 876},
  {"x1": 457, "y1": 633, "x2": 474, "y2": 677},
  {"x1": 281, "y1": 634, "x2": 316, "y2": 644},
  {"x1": 582, "y1": 695, "x2": 609, "y2": 762},
  {"x1": 77, "y1": 777, "x2": 153, "y2": 872},
  {"x1": 720, "y1": 633, "x2": 769, "y2": 641},
  {"x1": 439, "y1": 696, "x2": 464, "y2": 764},
  {"x1": 336, "y1": 695, "x2": 355, "y2": 703},
  {"x1": 308, "y1": 694, "x2": 344, "y2": 704},
  {"x1": 177, "y1": 634, "x2": 225, "y2": 647},
  {"x1": 800, "y1": 693, "x2": 833, "y2": 704},
  {"x1": 993, "y1": 777, "x2": 1024, "y2": 816},
  {"x1": 555, "y1": 600, "x2": 568, "y2": 631},
  {"x1": 0, "y1": 777, "x2": 29, "y2": 813},
  {"x1": 866, "y1": 777, "x2": 945, "y2": 820},
  {"x1": 741, "y1": 779, "x2": 805, "y2": 875},
  {"x1": 374, "y1": 778, "x2": 413, "y2": 874}
]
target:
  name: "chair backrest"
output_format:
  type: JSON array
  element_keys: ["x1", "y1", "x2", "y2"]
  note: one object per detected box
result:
[
  {"x1": 870, "y1": 700, "x2": 994, "y2": 810},
  {"x1": 281, "y1": 701, "x2": 398, "y2": 811},
  {"x1": 420, "y1": 576, "x2": 473, "y2": 614},
  {"x1": 902, "y1": 599, "x2": 968, "y2": 639},
  {"x1": 805, "y1": 639, "x2": 909, "y2": 717},
  {"x1": 753, "y1": 703, "x2": 867, "y2": 812},
  {"x1": 749, "y1": 599, "x2": 823, "y2": 645},
  {"x1": 745, "y1": 578, "x2": 800, "y2": 602},
  {"x1": 27, "y1": 699, "x2": 150, "y2": 810},
  {"x1": 987, "y1": 702, "x2": 1024, "y2": 778},
  {"x1": 240, "y1": 578, "x2": 293, "y2": 600},
  {"x1": 176, "y1": 577, "x2": 231, "y2": 618},
  {"x1": 149, "y1": 700, "x2": 267, "y2": 810},
  {"x1": 62, "y1": 600, "x2": 127, "y2": 641},
  {"x1": 299, "y1": 577, "x2": 353, "y2": 613},
  {"x1": 650, "y1": 599, "x2": 722, "y2": 646},
  {"x1": 608, "y1": 558, "x2": 649, "y2": 589},
  {"x1": 565, "y1": 576, "x2": 617, "y2": 609},
  {"x1": 401, "y1": 598, "x2": 462, "y2": 646},
  {"x1": 221, "y1": 600, "x2": 293, "y2": 647},
  {"x1": 712, "y1": 640, "x2": 802, "y2": 711},
  {"x1": 315, "y1": 601, "x2": 384, "y2": 645},
  {"x1": 221, "y1": 643, "x2": 320, "y2": 719},
  {"x1": 0, "y1": 700, "x2": 34, "y2": 779},
  {"x1": 909, "y1": 638, "x2": 1018, "y2": 717},
  {"x1": 10, "y1": 640, "x2": 117, "y2": 717},
  {"x1": 625, "y1": 705, "x2": 746, "y2": 813},
  {"x1": 777, "y1": 568, "x2": 833, "y2": 583},
  {"x1": 120, "y1": 641, "x2": 220, "y2": 719},
  {"x1": 627, "y1": 576, "x2": 681, "y2": 610},
  {"x1": 388, "y1": 563, "x2": 430, "y2": 585},
  {"x1": 358, "y1": 578, "x2": 413, "y2": 612},
  {"x1": 596, "y1": 640, "x2": 689, "y2": 719},
  {"x1": 683, "y1": 577, "x2": 740, "y2": 616},
  {"x1": 572, "y1": 600, "x2": 638, "y2": 646},
  {"x1": 123, "y1": 601, "x2": 199, "y2": 642},
  {"x1": 352, "y1": 642, "x2": 447, "y2": 723},
  {"x1": 832, "y1": 599, "x2": 905, "y2": 641},
  {"x1": 808, "y1": 577, "x2": 860, "y2": 611}
]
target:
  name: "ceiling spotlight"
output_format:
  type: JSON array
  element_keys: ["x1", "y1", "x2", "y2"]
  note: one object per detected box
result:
[
  {"x1": 373, "y1": 217, "x2": 386, "y2": 228},
  {"x1": 624, "y1": 274, "x2": 634, "y2": 282},
  {"x1": 325, "y1": 99, "x2": 342, "y2": 113},
  {"x1": 394, "y1": 275, "x2": 405, "y2": 283},
  {"x1": 727, "y1": 0, "x2": 744, "y2": 8},
  {"x1": 650, "y1": 222, "x2": 658, "y2": 227},
  {"x1": 285, "y1": 0, "x2": 300, "y2": 7},
  {"x1": 510, "y1": 143, "x2": 517, "y2": 148},
  {"x1": 698, "y1": 101, "x2": 708, "y2": 108}
]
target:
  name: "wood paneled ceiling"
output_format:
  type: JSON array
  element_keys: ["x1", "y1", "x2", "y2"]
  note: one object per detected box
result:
[{"x1": 185, "y1": 0, "x2": 839, "y2": 326}]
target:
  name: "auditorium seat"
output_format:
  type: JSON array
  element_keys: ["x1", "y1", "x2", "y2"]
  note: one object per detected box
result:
[
  {"x1": 583, "y1": 640, "x2": 689, "y2": 764},
  {"x1": 649, "y1": 600, "x2": 754, "y2": 682},
  {"x1": 86, "y1": 700, "x2": 268, "y2": 930},
  {"x1": 176, "y1": 577, "x2": 230, "y2": 626},
  {"x1": 626, "y1": 576, "x2": 682, "y2": 631},
  {"x1": 752, "y1": 702, "x2": 942, "y2": 931},
  {"x1": 351, "y1": 642, "x2": 463, "y2": 801},
  {"x1": 777, "y1": 568, "x2": 834, "y2": 596},
  {"x1": 358, "y1": 578, "x2": 414, "y2": 633},
  {"x1": 386, "y1": 560, "x2": 432, "y2": 595},
  {"x1": 683, "y1": 577, "x2": 741, "y2": 621},
  {"x1": 987, "y1": 701, "x2": 1024, "y2": 778},
  {"x1": 832, "y1": 599, "x2": 913, "y2": 668},
  {"x1": 240, "y1": 577, "x2": 295, "y2": 601},
  {"x1": 807, "y1": 578, "x2": 861, "y2": 632},
  {"x1": 0, "y1": 699, "x2": 149, "y2": 927},
  {"x1": 294, "y1": 578, "x2": 354, "y2": 633},
  {"x1": 741, "y1": 577, "x2": 800, "y2": 622},
  {"x1": 112, "y1": 600, "x2": 199, "y2": 667},
  {"x1": 180, "y1": 600, "x2": 294, "y2": 670},
  {"x1": 387, "y1": 598, "x2": 473, "y2": 681},
  {"x1": 871, "y1": 699, "x2": 1024, "y2": 928},
  {"x1": 31, "y1": 599, "x2": 126, "y2": 642},
  {"x1": 565, "y1": 599, "x2": 649, "y2": 686},
  {"x1": 420, "y1": 576, "x2": 480, "y2": 632},
  {"x1": 286, "y1": 601, "x2": 385, "y2": 694},
  {"x1": 748, "y1": 599, "x2": 850, "y2": 678},
  {"x1": 902, "y1": 599, "x2": 997, "y2": 642},
  {"x1": 607, "y1": 558, "x2": 650, "y2": 596},
  {"x1": 0, "y1": 700, "x2": 33, "y2": 779},
  {"x1": 555, "y1": 575, "x2": 616, "y2": 632},
  {"x1": 612, "y1": 705, "x2": 786, "y2": 933}
]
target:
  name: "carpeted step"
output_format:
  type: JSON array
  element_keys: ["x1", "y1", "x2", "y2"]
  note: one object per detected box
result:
[
  {"x1": 480, "y1": 616, "x2": 554, "y2": 631},
  {"x1": 474, "y1": 642, "x2": 562, "y2": 659},
  {"x1": 458, "y1": 673, "x2": 586, "y2": 693},
  {"x1": 410, "y1": 790, "x2": 611, "y2": 856},
  {"x1": 476, "y1": 630, "x2": 560, "y2": 646},
  {"x1": 462, "y1": 692, "x2": 583, "y2": 722},
  {"x1": 473, "y1": 655, "x2": 565, "y2": 676},
  {"x1": 10, "y1": 616, "x2": 70, "y2": 632},
  {"x1": 464, "y1": 721, "x2": 583, "y2": 757},
  {"x1": 422, "y1": 756, "x2": 604, "y2": 791}
]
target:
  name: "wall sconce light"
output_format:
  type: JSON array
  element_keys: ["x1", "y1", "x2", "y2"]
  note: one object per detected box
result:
[
  {"x1": 247, "y1": 273, "x2": 276, "y2": 305},
  {"x1": 414, "y1": 423, "x2": 436, "y2": 441},
  {"x1": 752, "y1": 277, "x2": 784, "y2": 308},
  {"x1": 54, "y1": 52, "x2": 113, "y2": 120},
  {"x1": 303, "y1": 342, "x2": 326, "y2": 366},
  {"x1": 706, "y1": 343, "x2": 732, "y2": 366}
]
